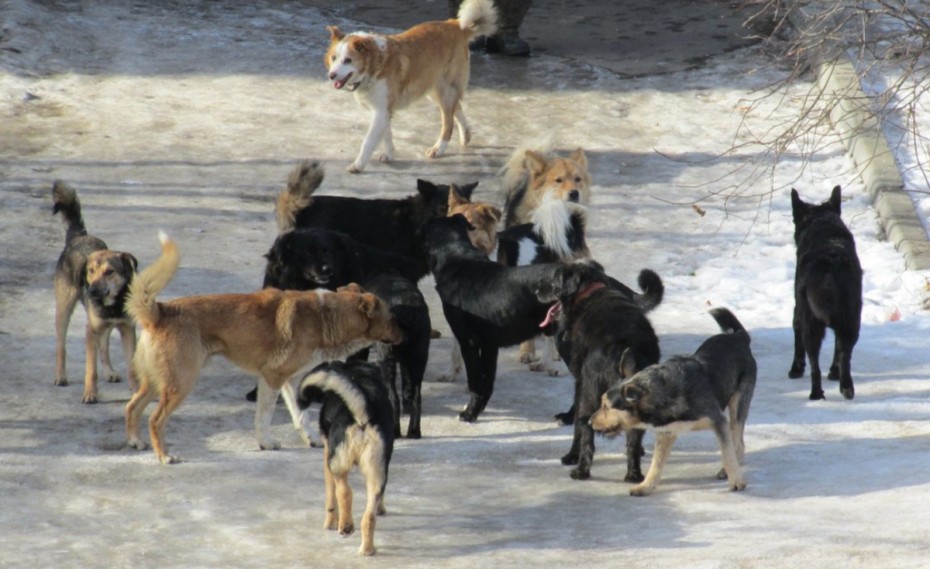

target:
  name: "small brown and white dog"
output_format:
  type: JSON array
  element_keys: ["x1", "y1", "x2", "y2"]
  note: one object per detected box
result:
[
  {"x1": 325, "y1": 0, "x2": 497, "y2": 173},
  {"x1": 500, "y1": 141, "x2": 593, "y2": 227},
  {"x1": 124, "y1": 232, "x2": 404, "y2": 464},
  {"x1": 52, "y1": 181, "x2": 139, "y2": 404}
]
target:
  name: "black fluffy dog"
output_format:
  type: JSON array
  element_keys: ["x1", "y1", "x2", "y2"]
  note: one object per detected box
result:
[
  {"x1": 788, "y1": 186, "x2": 862, "y2": 400},
  {"x1": 421, "y1": 214, "x2": 563, "y2": 422},
  {"x1": 274, "y1": 160, "x2": 477, "y2": 280},
  {"x1": 298, "y1": 360, "x2": 394, "y2": 556},
  {"x1": 536, "y1": 260, "x2": 662, "y2": 482},
  {"x1": 263, "y1": 228, "x2": 430, "y2": 438}
]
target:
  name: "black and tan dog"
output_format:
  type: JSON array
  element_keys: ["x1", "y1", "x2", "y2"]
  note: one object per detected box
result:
[
  {"x1": 298, "y1": 360, "x2": 395, "y2": 556},
  {"x1": 536, "y1": 260, "x2": 662, "y2": 482},
  {"x1": 590, "y1": 308, "x2": 756, "y2": 496},
  {"x1": 52, "y1": 181, "x2": 138, "y2": 403},
  {"x1": 788, "y1": 186, "x2": 862, "y2": 400},
  {"x1": 124, "y1": 233, "x2": 403, "y2": 464}
]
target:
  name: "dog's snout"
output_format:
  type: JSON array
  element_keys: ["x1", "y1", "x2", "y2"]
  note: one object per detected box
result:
[
  {"x1": 568, "y1": 190, "x2": 580, "y2": 203},
  {"x1": 328, "y1": 72, "x2": 337, "y2": 80}
]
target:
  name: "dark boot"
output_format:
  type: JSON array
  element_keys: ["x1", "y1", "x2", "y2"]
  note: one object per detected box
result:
[{"x1": 449, "y1": 0, "x2": 533, "y2": 56}]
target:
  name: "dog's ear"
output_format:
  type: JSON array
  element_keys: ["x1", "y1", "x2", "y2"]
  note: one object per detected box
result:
[
  {"x1": 525, "y1": 150, "x2": 549, "y2": 177},
  {"x1": 829, "y1": 185, "x2": 842, "y2": 213},
  {"x1": 486, "y1": 205, "x2": 503, "y2": 224},
  {"x1": 339, "y1": 282, "x2": 365, "y2": 294},
  {"x1": 327, "y1": 26, "x2": 345, "y2": 41},
  {"x1": 456, "y1": 181, "x2": 478, "y2": 200},
  {"x1": 358, "y1": 292, "x2": 379, "y2": 318},
  {"x1": 619, "y1": 348, "x2": 638, "y2": 379},
  {"x1": 416, "y1": 179, "x2": 439, "y2": 199},
  {"x1": 561, "y1": 266, "x2": 583, "y2": 297},
  {"x1": 790, "y1": 188, "x2": 802, "y2": 214},
  {"x1": 620, "y1": 382, "x2": 644, "y2": 405},
  {"x1": 448, "y1": 185, "x2": 469, "y2": 208},
  {"x1": 349, "y1": 35, "x2": 372, "y2": 53},
  {"x1": 569, "y1": 147, "x2": 587, "y2": 169},
  {"x1": 120, "y1": 253, "x2": 139, "y2": 273}
]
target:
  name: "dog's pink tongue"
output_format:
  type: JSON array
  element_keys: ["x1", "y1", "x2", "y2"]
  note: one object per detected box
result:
[
  {"x1": 334, "y1": 79, "x2": 346, "y2": 89},
  {"x1": 540, "y1": 301, "x2": 562, "y2": 328}
]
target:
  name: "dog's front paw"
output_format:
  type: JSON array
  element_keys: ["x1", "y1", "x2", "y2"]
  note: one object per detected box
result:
[
  {"x1": 105, "y1": 372, "x2": 122, "y2": 383},
  {"x1": 569, "y1": 467, "x2": 590, "y2": 480},
  {"x1": 54, "y1": 377, "x2": 68, "y2": 387},
  {"x1": 840, "y1": 383, "x2": 855, "y2": 400},
  {"x1": 81, "y1": 392, "x2": 99, "y2": 404},
  {"x1": 788, "y1": 364, "x2": 805, "y2": 379},
  {"x1": 458, "y1": 409, "x2": 479, "y2": 423},
  {"x1": 828, "y1": 365, "x2": 840, "y2": 380},
  {"x1": 359, "y1": 544, "x2": 376, "y2": 557},
  {"x1": 346, "y1": 162, "x2": 364, "y2": 174},
  {"x1": 324, "y1": 512, "x2": 337, "y2": 531},
  {"x1": 339, "y1": 522, "x2": 355, "y2": 536},
  {"x1": 519, "y1": 352, "x2": 539, "y2": 364},
  {"x1": 560, "y1": 452, "x2": 579, "y2": 465},
  {"x1": 716, "y1": 467, "x2": 728, "y2": 480},
  {"x1": 127, "y1": 438, "x2": 149, "y2": 451},
  {"x1": 624, "y1": 469, "x2": 645, "y2": 483},
  {"x1": 259, "y1": 439, "x2": 282, "y2": 451},
  {"x1": 378, "y1": 153, "x2": 393, "y2": 163},
  {"x1": 159, "y1": 454, "x2": 181, "y2": 465},
  {"x1": 808, "y1": 389, "x2": 825, "y2": 401},
  {"x1": 425, "y1": 145, "x2": 445, "y2": 159}
]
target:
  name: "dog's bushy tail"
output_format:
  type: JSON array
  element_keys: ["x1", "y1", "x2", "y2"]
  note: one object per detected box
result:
[
  {"x1": 51, "y1": 180, "x2": 88, "y2": 244},
  {"x1": 276, "y1": 160, "x2": 325, "y2": 233},
  {"x1": 531, "y1": 190, "x2": 589, "y2": 262},
  {"x1": 636, "y1": 269, "x2": 664, "y2": 313},
  {"x1": 298, "y1": 366, "x2": 370, "y2": 425},
  {"x1": 127, "y1": 231, "x2": 180, "y2": 328},
  {"x1": 457, "y1": 0, "x2": 498, "y2": 37},
  {"x1": 709, "y1": 307, "x2": 750, "y2": 342}
]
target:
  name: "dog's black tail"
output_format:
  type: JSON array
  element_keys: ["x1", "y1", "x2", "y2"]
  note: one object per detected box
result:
[
  {"x1": 636, "y1": 269, "x2": 664, "y2": 313},
  {"x1": 709, "y1": 307, "x2": 750, "y2": 342},
  {"x1": 276, "y1": 160, "x2": 325, "y2": 233},
  {"x1": 51, "y1": 181, "x2": 88, "y2": 244},
  {"x1": 298, "y1": 365, "x2": 370, "y2": 425}
]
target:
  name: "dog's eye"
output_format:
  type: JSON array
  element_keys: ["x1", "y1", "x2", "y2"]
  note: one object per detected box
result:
[
  {"x1": 330, "y1": 54, "x2": 336, "y2": 61},
  {"x1": 555, "y1": 177, "x2": 563, "y2": 183},
  {"x1": 574, "y1": 176, "x2": 582, "y2": 183},
  {"x1": 344, "y1": 58, "x2": 352, "y2": 64},
  {"x1": 104, "y1": 269, "x2": 114, "y2": 276}
]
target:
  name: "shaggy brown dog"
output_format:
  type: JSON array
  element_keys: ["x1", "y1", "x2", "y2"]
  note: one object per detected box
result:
[
  {"x1": 124, "y1": 233, "x2": 403, "y2": 464},
  {"x1": 325, "y1": 0, "x2": 497, "y2": 172},
  {"x1": 501, "y1": 144, "x2": 592, "y2": 227},
  {"x1": 52, "y1": 181, "x2": 138, "y2": 403}
]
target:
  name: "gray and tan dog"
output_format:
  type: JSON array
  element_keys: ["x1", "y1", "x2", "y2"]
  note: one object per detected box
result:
[
  {"x1": 591, "y1": 308, "x2": 756, "y2": 496},
  {"x1": 52, "y1": 181, "x2": 138, "y2": 403}
]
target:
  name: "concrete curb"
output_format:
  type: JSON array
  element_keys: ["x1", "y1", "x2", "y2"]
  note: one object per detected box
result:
[{"x1": 815, "y1": 58, "x2": 930, "y2": 270}]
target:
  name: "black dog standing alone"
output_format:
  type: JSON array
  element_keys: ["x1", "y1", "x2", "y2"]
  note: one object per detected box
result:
[{"x1": 788, "y1": 186, "x2": 863, "y2": 400}]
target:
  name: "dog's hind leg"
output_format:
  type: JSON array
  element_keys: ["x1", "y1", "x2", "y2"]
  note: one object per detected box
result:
[
  {"x1": 334, "y1": 472, "x2": 355, "y2": 537},
  {"x1": 788, "y1": 304, "x2": 806, "y2": 379},
  {"x1": 426, "y1": 88, "x2": 458, "y2": 159},
  {"x1": 802, "y1": 316, "x2": 827, "y2": 400},
  {"x1": 126, "y1": 373, "x2": 157, "y2": 451},
  {"x1": 147, "y1": 376, "x2": 194, "y2": 464},
  {"x1": 323, "y1": 440, "x2": 338, "y2": 530},
  {"x1": 833, "y1": 328, "x2": 858, "y2": 400},
  {"x1": 630, "y1": 432, "x2": 677, "y2": 496},
  {"x1": 358, "y1": 451, "x2": 387, "y2": 555},
  {"x1": 459, "y1": 341, "x2": 497, "y2": 422},
  {"x1": 713, "y1": 421, "x2": 747, "y2": 491},
  {"x1": 454, "y1": 104, "x2": 472, "y2": 146},
  {"x1": 518, "y1": 338, "x2": 538, "y2": 364},
  {"x1": 401, "y1": 352, "x2": 425, "y2": 439},
  {"x1": 379, "y1": 122, "x2": 395, "y2": 164}
]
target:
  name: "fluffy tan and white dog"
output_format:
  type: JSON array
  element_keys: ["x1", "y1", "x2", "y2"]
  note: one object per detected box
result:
[
  {"x1": 124, "y1": 232, "x2": 404, "y2": 464},
  {"x1": 500, "y1": 141, "x2": 593, "y2": 227},
  {"x1": 325, "y1": 0, "x2": 497, "y2": 173}
]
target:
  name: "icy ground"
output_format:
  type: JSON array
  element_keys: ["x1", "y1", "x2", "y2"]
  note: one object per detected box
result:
[{"x1": 2, "y1": 1, "x2": 930, "y2": 567}]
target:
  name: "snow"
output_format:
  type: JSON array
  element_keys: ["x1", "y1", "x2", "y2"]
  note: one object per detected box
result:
[{"x1": 2, "y1": 1, "x2": 930, "y2": 567}]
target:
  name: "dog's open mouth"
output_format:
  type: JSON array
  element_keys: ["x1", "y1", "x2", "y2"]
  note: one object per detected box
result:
[{"x1": 333, "y1": 72, "x2": 354, "y2": 90}]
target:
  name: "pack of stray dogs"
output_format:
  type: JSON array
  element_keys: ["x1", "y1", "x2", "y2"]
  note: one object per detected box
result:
[{"x1": 46, "y1": 0, "x2": 865, "y2": 557}]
